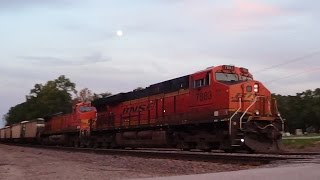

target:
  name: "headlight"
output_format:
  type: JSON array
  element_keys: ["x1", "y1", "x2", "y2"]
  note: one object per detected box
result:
[
  {"x1": 253, "y1": 84, "x2": 259, "y2": 92},
  {"x1": 255, "y1": 111, "x2": 260, "y2": 115},
  {"x1": 240, "y1": 139, "x2": 245, "y2": 143}
]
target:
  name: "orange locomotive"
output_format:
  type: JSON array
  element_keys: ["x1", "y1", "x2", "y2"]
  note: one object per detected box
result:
[
  {"x1": 89, "y1": 65, "x2": 284, "y2": 152},
  {"x1": 41, "y1": 102, "x2": 97, "y2": 146}
]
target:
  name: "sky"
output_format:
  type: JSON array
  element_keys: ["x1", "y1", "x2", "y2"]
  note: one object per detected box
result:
[{"x1": 1, "y1": 0, "x2": 319, "y2": 127}]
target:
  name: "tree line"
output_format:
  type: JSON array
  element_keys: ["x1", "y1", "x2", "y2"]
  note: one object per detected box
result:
[
  {"x1": 3, "y1": 75, "x2": 111, "y2": 125},
  {"x1": 273, "y1": 88, "x2": 320, "y2": 133},
  {"x1": 3, "y1": 75, "x2": 320, "y2": 133}
]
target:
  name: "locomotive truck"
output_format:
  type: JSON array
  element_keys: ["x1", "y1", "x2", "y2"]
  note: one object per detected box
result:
[{"x1": 0, "y1": 65, "x2": 284, "y2": 153}]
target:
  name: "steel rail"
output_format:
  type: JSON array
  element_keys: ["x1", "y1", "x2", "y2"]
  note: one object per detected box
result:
[{"x1": 1, "y1": 143, "x2": 314, "y2": 164}]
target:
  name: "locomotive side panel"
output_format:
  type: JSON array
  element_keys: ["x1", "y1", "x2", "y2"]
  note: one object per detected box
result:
[
  {"x1": 63, "y1": 114, "x2": 76, "y2": 131},
  {"x1": 155, "y1": 95, "x2": 164, "y2": 125},
  {"x1": 50, "y1": 116, "x2": 63, "y2": 133},
  {"x1": 148, "y1": 96, "x2": 157, "y2": 125},
  {"x1": 211, "y1": 83, "x2": 229, "y2": 111},
  {"x1": 187, "y1": 70, "x2": 217, "y2": 123},
  {"x1": 174, "y1": 90, "x2": 190, "y2": 124},
  {"x1": 47, "y1": 114, "x2": 78, "y2": 133},
  {"x1": 163, "y1": 95, "x2": 175, "y2": 124},
  {"x1": 112, "y1": 104, "x2": 123, "y2": 128}
]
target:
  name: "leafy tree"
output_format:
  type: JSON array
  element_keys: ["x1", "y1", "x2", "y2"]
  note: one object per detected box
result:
[
  {"x1": 5, "y1": 75, "x2": 77, "y2": 125},
  {"x1": 93, "y1": 92, "x2": 113, "y2": 99},
  {"x1": 274, "y1": 88, "x2": 320, "y2": 133},
  {"x1": 77, "y1": 88, "x2": 94, "y2": 102},
  {"x1": 133, "y1": 87, "x2": 144, "y2": 91},
  {"x1": 4, "y1": 102, "x2": 28, "y2": 125}
]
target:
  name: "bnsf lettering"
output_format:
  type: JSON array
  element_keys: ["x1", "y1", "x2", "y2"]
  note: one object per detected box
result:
[
  {"x1": 196, "y1": 91, "x2": 212, "y2": 102},
  {"x1": 122, "y1": 104, "x2": 154, "y2": 114}
]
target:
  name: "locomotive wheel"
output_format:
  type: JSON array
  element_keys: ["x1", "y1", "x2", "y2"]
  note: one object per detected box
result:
[
  {"x1": 93, "y1": 141, "x2": 101, "y2": 149},
  {"x1": 109, "y1": 140, "x2": 119, "y2": 149},
  {"x1": 223, "y1": 149, "x2": 235, "y2": 153},
  {"x1": 74, "y1": 139, "x2": 80, "y2": 148},
  {"x1": 177, "y1": 142, "x2": 191, "y2": 151},
  {"x1": 197, "y1": 141, "x2": 212, "y2": 152}
]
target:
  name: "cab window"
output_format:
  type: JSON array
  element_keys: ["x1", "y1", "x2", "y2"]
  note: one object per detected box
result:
[
  {"x1": 193, "y1": 72, "x2": 211, "y2": 88},
  {"x1": 240, "y1": 76, "x2": 253, "y2": 81},
  {"x1": 215, "y1": 73, "x2": 238, "y2": 82},
  {"x1": 79, "y1": 106, "x2": 95, "y2": 112}
]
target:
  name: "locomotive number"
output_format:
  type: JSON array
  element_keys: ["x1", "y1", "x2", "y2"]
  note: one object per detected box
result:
[{"x1": 196, "y1": 91, "x2": 212, "y2": 102}]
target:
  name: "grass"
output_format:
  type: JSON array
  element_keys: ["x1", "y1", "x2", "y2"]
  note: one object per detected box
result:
[{"x1": 283, "y1": 138, "x2": 320, "y2": 149}]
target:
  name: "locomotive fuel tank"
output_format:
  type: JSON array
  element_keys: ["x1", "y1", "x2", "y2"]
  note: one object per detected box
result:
[{"x1": 48, "y1": 134, "x2": 68, "y2": 145}]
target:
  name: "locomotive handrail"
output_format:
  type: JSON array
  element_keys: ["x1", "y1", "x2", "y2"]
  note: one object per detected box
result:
[
  {"x1": 229, "y1": 98, "x2": 242, "y2": 136},
  {"x1": 239, "y1": 96, "x2": 263, "y2": 129},
  {"x1": 273, "y1": 98, "x2": 285, "y2": 132},
  {"x1": 278, "y1": 116, "x2": 285, "y2": 133}
]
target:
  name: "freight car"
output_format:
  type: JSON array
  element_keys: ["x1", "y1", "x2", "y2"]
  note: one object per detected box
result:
[
  {"x1": 0, "y1": 128, "x2": 5, "y2": 140},
  {"x1": 24, "y1": 119, "x2": 45, "y2": 143},
  {"x1": 0, "y1": 119, "x2": 44, "y2": 143},
  {"x1": 11, "y1": 122, "x2": 23, "y2": 141},
  {"x1": 4, "y1": 127, "x2": 11, "y2": 142},
  {"x1": 0, "y1": 126, "x2": 11, "y2": 142}
]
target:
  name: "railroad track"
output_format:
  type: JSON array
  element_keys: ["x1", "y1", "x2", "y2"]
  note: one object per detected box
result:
[
  {"x1": 3, "y1": 143, "x2": 317, "y2": 164},
  {"x1": 279, "y1": 152, "x2": 320, "y2": 156}
]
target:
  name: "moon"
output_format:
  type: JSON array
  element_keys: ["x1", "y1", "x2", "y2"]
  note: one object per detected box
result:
[{"x1": 116, "y1": 30, "x2": 123, "y2": 37}]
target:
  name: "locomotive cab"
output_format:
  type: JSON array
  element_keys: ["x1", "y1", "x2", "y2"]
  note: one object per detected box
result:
[
  {"x1": 188, "y1": 65, "x2": 283, "y2": 152},
  {"x1": 75, "y1": 102, "x2": 97, "y2": 137}
]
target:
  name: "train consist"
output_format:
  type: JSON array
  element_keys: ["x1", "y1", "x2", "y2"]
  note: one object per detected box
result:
[{"x1": 0, "y1": 65, "x2": 284, "y2": 152}]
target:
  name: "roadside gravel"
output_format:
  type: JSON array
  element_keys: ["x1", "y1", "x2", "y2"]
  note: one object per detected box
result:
[{"x1": 0, "y1": 144, "x2": 261, "y2": 180}]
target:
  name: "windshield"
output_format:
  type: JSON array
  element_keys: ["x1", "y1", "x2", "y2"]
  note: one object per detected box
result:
[
  {"x1": 215, "y1": 73, "x2": 238, "y2": 82},
  {"x1": 240, "y1": 76, "x2": 253, "y2": 81},
  {"x1": 79, "y1": 106, "x2": 95, "y2": 112}
]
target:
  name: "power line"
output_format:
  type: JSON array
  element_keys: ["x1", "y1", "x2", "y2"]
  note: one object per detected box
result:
[
  {"x1": 253, "y1": 50, "x2": 320, "y2": 74},
  {"x1": 264, "y1": 67, "x2": 320, "y2": 84}
]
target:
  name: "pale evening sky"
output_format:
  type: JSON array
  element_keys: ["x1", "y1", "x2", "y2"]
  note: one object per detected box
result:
[{"x1": 1, "y1": 0, "x2": 319, "y2": 127}]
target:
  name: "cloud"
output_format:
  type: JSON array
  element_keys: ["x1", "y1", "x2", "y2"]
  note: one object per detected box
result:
[
  {"x1": 182, "y1": 0, "x2": 287, "y2": 31},
  {"x1": 233, "y1": 0, "x2": 281, "y2": 17},
  {"x1": 18, "y1": 52, "x2": 111, "y2": 67},
  {"x1": 0, "y1": 0, "x2": 71, "y2": 11}
]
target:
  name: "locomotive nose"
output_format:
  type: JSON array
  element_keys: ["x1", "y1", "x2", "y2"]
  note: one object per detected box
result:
[
  {"x1": 242, "y1": 81, "x2": 262, "y2": 93},
  {"x1": 239, "y1": 81, "x2": 272, "y2": 101},
  {"x1": 243, "y1": 84, "x2": 259, "y2": 93}
]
